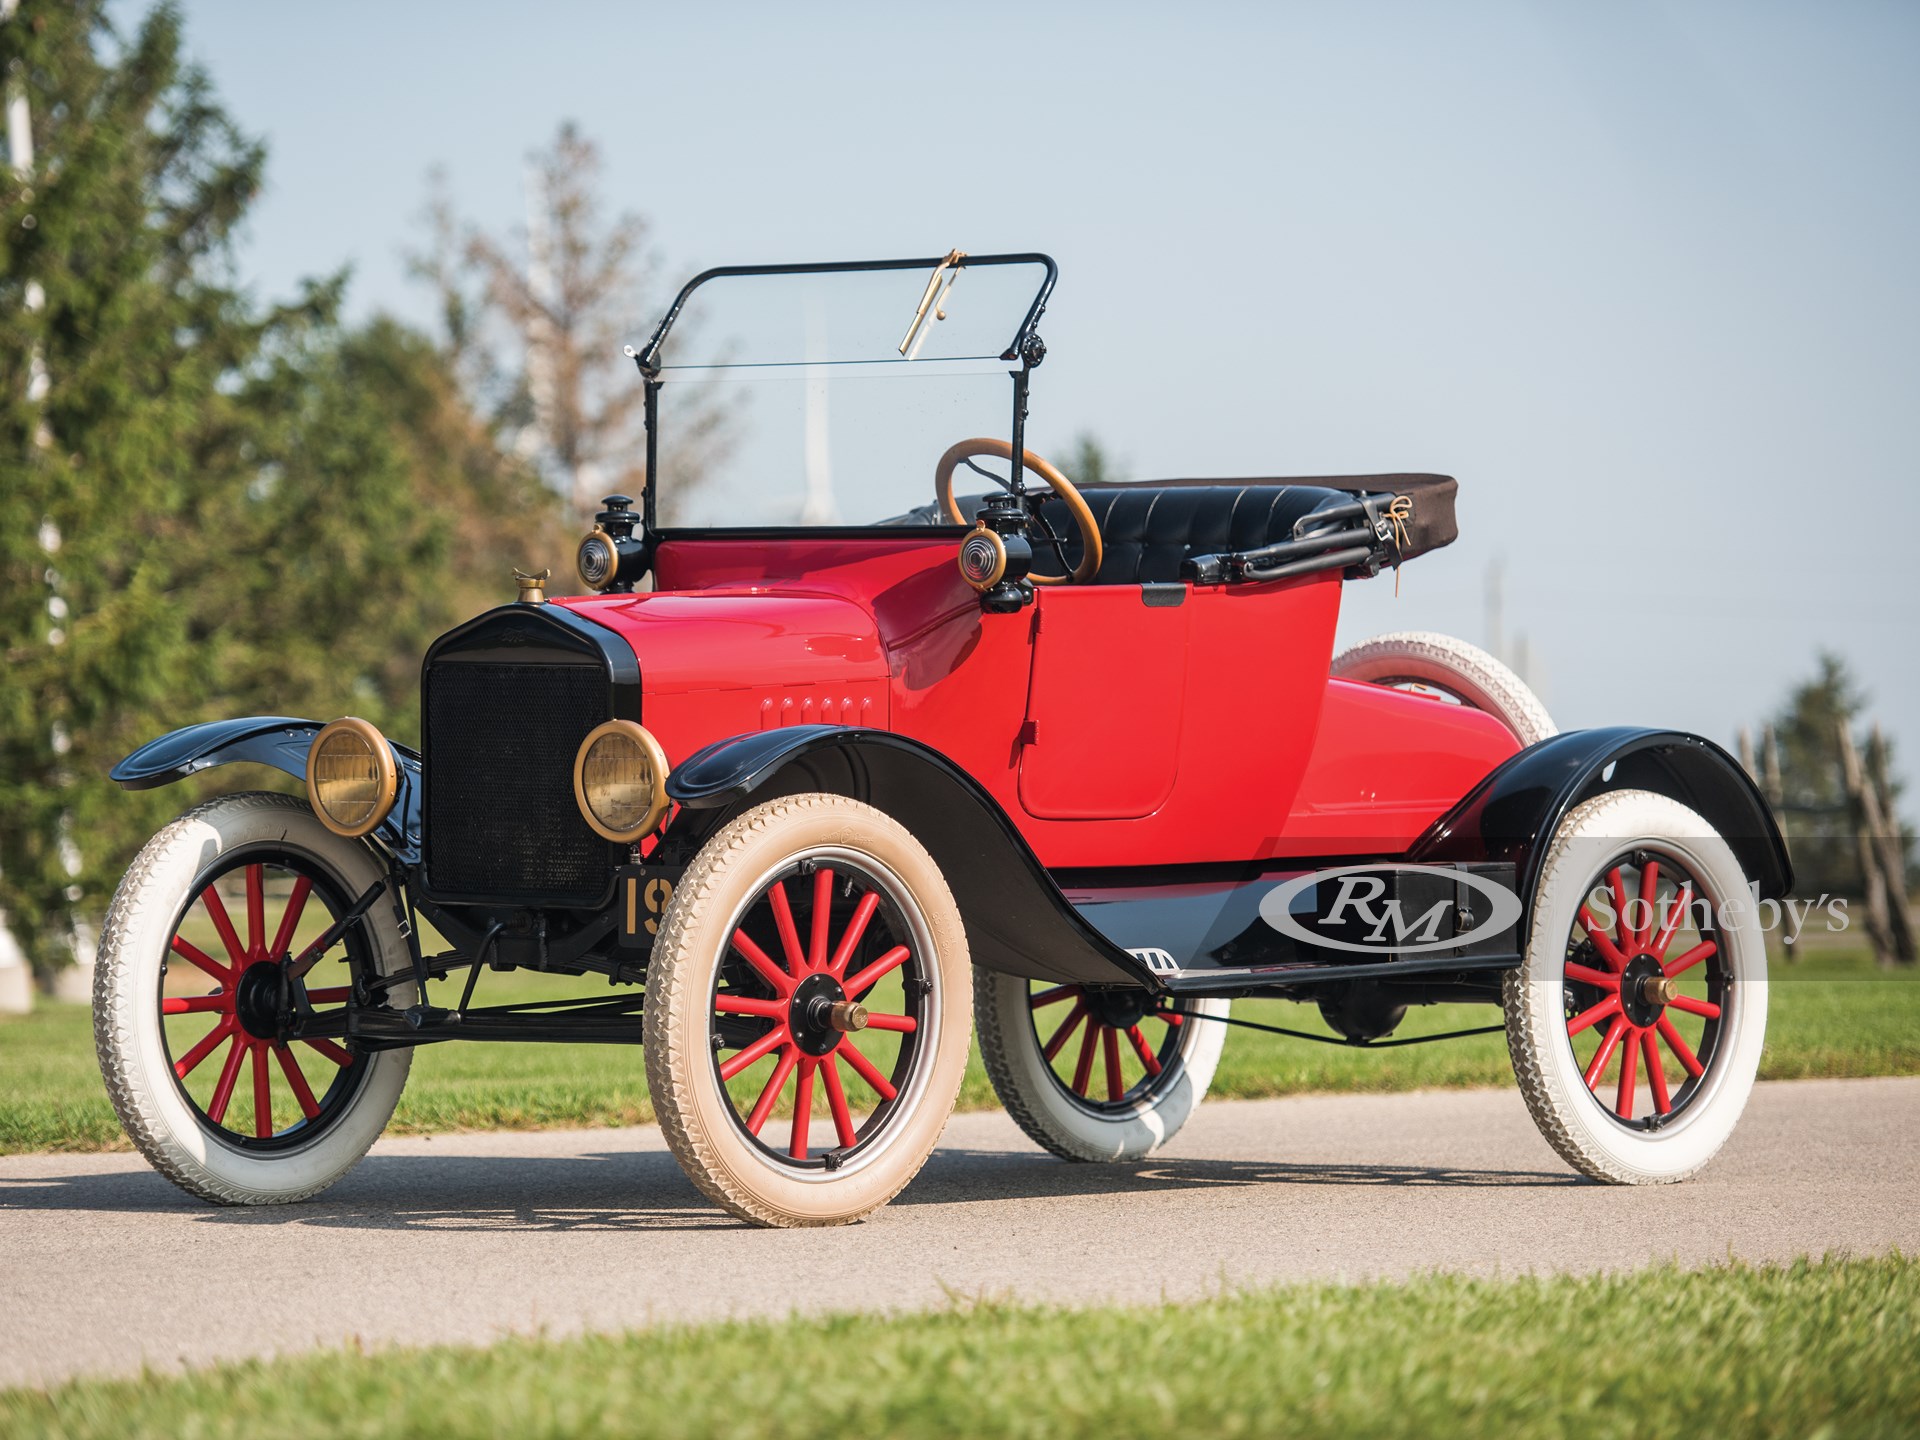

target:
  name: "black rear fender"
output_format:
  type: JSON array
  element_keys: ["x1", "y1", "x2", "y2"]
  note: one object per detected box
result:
[
  {"x1": 1411, "y1": 727, "x2": 1792, "y2": 931},
  {"x1": 665, "y1": 726, "x2": 1147, "y2": 988}
]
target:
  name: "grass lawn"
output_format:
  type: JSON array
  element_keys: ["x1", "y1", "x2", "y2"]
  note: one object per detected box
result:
[
  {"x1": 3, "y1": 945, "x2": 1912, "y2": 1155},
  {"x1": 3, "y1": 1255, "x2": 1914, "y2": 1437}
]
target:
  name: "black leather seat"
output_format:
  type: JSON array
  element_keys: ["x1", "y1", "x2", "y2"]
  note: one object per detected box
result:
[
  {"x1": 1037, "y1": 482, "x2": 1352, "y2": 585},
  {"x1": 893, "y1": 473, "x2": 1457, "y2": 586}
]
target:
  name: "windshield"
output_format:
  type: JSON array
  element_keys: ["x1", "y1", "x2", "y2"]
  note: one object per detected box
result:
[{"x1": 636, "y1": 255, "x2": 1053, "y2": 529}]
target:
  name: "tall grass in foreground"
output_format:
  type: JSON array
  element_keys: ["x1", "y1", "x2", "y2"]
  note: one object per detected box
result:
[{"x1": 5, "y1": 1256, "x2": 1914, "y2": 1438}]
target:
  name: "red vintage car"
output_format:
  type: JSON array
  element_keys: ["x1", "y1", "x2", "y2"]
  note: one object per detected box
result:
[{"x1": 100, "y1": 253, "x2": 1788, "y2": 1225}]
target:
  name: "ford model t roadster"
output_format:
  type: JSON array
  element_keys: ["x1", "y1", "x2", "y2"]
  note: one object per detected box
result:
[{"x1": 99, "y1": 253, "x2": 1789, "y2": 1225}]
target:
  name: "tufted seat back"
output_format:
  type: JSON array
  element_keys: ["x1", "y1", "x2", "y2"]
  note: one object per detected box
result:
[
  {"x1": 908, "y1": 473, "x2": 1457, "y2": 586},
  {"x1": 1033, "y1": 482, "x2": 1351, "y2": 585}
]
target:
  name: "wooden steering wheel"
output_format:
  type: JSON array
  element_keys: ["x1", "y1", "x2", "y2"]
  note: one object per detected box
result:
[{"x1": 934, "y1": 437, "x2": 1104, "y2": 586}]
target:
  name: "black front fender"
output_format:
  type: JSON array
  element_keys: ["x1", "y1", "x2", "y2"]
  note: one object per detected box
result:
[
  {"x1": 1411, "y1": 727, "x2": 1792, "y2": 914},
  {"x1": 667, "y1": 726, "x2": 1147, "y2": 988},
  {"x1": 111, "y1": 716, "x2": 422, "y2": 863}
]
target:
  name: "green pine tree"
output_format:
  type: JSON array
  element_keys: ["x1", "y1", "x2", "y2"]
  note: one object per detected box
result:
[{"x1": 1, "y1": 3, "x2": 568, "y2": 979}]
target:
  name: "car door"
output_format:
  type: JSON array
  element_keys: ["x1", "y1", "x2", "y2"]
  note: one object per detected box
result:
[{"x1": 1017, "y1": 583, "x2": 1190, "y2": 820}]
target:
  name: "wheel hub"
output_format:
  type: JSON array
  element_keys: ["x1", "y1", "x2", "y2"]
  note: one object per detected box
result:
[
  {"x1": 233, "y1": 961, "x2": 287, "y2": 1041},
  {"x1": 789, "y1": 972, "x2": 856, "y2": 1057},
  {"x1": 1085, "y1": 989, "x2": 1152, "y2": 1030},
  {"x1": 1620, "y1": 953, "x2": 1668, "y2": 1028}
]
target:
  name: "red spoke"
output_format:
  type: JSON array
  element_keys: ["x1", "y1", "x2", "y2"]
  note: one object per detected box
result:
[
  {"x1": 174, "y1": 1018, "x2": 235, "y2": 1079},
  {"x1": 1566, "y1": 994, "x2": 1621, "y2": 1038},
  {"x1": 162, "y1": 995, "x2": 231, "y2": 1015},
  {"x1": 839, "y1": 1038, "x2": 896, "y2": 1101},
  {"x1": 845, "y1": 945, "x2": 910, "y2": 1000},
  {"x1": 302, "y1": 1037, "x2": 354, "y2": 1068},
  {"x1": 719, "y1": 1025, "x2": 790, "y2": 1081},
  {"x1": 714, "y1": 993, "x2": 786, "y2": 1018},
  {"x1": 1029, "y1": 984, "x2": 1081, "y2": 1010},
  {"x1": 1102, "y1": 1026, "x2": 1124, "y2": 1101},
  {"x1": 245, "y1": 864, "x2": 266, "y2": 960},
  {"x1": 862, "y1": 1012, "x2": 917, "y2": 1032},
  {"x1": 745, "y1": 1047, "x2": 800, "y2": 1134},
  {"x1": 1645, "y1": 1038, "x2": 1671, "y2": 1115},
  {"x1": 827, "y1": 893, "x2": 880, "y2": 979},
  {"x1": 1634, "y1": 860, "x2": 1661, "y2": 950},
  {"x1": 729, "y1": 929, "x2": 793, "y2": 995},
  {"x1": 1607, "y1": 867, "x2": 1630, "y2": 951},
  {"x1": 1657, "y1": 1016, "x2": 1705, "y2": 1078},
  {"x1": 201, "y1": 886, "x2": 247, "y2": 967},
  {"x1": 1582, "y1": 1017, "x2": 1628, "y2": 1091},
  {"x1": 1070, "y1": 1021, "x2": 1099, "y2": 1096},
  {"x1": 274, "y1": 1044, "x2": 320, "y2": 1120},
  {"x1": 1668, "y1": 995, "x2": 1721, "y2": 1020},
  {"x1": 808, "y1": 867, "x2": 834, "y2": 972},
  {"x1": 1124, "y1": 1024, "x2": 1162, "y2": 1077},
  {"x1": 1159, "y1": 1007, "x2": 1185, "y2": 1026},
  {"x1": 251, "y1": 1040, "x2": 273, "y2": 1138},
  {"x1": 1565, "y1": 962, "x2": 1621, "y2": 991},
  {"x1": 206, "y1": 1036, "x2": 248, "y2": 1124},
  {"x1": 790, "y1": 1059, "x2": 815, "y2": 1159},
  {"x1": 767, "y1": 881, "x2": 807, "y2": 977},
  {"x1": 1578, "y1": 908, "x2": 1628, "y2": 969},
  {"x1": 171, "y1": 934, "x2": 231, "y2": 986},
  {"x1": 1650, "y1": 882, "x2": 1692, "y2": 960},
  {"x1": 1614, "y1": 1029, "x2": 1640, "y2": 1120},
  {"x1": 269, "y1": 876, "x2": 313, "y2": 962},
  {"x1": 1043, "y1": 999, "x2": 1088, "y2": 1061},
  {"x1": 1663, "y1": 940, "x2": 1717, "y2": 978},
  {"x1": 822, "y1": 1056, "x2": 858, "y2": 1149},
  {"x1": 303, "y1": 986, "x2": 352, "y2": 1005}
]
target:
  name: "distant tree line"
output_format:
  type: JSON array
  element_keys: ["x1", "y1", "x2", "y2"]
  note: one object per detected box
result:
[{"x1": 0, "y1": 2, "x2": 681, "y2": 979}]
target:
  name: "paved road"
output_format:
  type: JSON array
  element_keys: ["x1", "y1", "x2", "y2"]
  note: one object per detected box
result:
[{"x1": 3, "y1": 1077, "x2": 1916, "y2": 1388}]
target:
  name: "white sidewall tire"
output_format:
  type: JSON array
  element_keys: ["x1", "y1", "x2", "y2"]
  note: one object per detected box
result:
[
  {"x1": 1504, "y1": 789, "x2": 1768, "y2": 1184},
  {"x1": 975, "y1": 967, "x2": 1229, "y2": 1162},
  {"x1": 1332, "y1": 630, "x2": 1557, "y2": 746},
  {"x1": 643, "y1": 794, "x2": 972, "y2": 1227},
  {"x1": 94, "y1": 792, "x2": 415, "y2": 1205}
]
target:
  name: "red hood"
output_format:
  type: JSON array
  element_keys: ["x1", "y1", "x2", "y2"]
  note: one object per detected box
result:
[{"x1": 553, "y1": 590, "x2": 888, "y2": 695}]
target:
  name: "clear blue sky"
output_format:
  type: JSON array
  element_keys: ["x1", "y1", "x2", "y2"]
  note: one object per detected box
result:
[{"x1": 135, "y1": 0, "x2": 1919, "y2": 803}]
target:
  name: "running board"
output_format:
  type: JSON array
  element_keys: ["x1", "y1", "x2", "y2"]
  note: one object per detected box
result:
[{"x1": 1058, "y1": 859, "x2": 1523, "y2": 994}]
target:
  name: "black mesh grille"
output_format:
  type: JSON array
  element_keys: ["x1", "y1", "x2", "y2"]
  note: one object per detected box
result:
[{"x1": 424, "y1": 661, "x2": 611, "y2": 901}]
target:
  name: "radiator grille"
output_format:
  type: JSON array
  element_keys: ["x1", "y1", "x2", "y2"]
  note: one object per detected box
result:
[{"x1": 424, "y1": 661, "x2": 611, "y2": 901}]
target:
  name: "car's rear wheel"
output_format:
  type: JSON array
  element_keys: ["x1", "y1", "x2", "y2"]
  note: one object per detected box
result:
[
  {"x1": 1331, "y1": 630, "x2": 1555, "y2": 746},
  {"x1": 643, "y1": 794, "x2": 972, "y2": 1226},
  {"x1": 1503, "y1": 789, "x2": 1767, "y2": 1184},
  {"x1": 976, "y1": 969, "x2": 1229, "y2": 1161},
  {"x1": 94, "y1": 792, "x2": 415, "y2": 1205}
]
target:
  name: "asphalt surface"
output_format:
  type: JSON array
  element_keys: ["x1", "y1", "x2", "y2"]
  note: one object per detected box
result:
[{"x1": 3, "y1": 1076, "x2": 1916, "y2": 1388}]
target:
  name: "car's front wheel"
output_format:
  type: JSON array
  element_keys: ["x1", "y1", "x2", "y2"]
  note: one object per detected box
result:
[
  {"x1": 975, "y1": 969, "x2": 1229, "y2": 1162},
  {"x1": 643, "y1": 793, "x2": 972, "y2": 1226},
  {"x1": 93, "y1": 792, "x2": 415, "y2": 1205}
]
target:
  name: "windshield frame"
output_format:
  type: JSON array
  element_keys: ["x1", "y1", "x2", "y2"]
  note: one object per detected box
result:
[{"x1": 627, "y1": 252, "x2": 1058, "y2": 537}]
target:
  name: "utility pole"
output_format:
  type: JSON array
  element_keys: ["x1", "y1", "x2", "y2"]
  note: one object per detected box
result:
[{"x1": 1484, "y1": 557, "x2": 1505, "y2": 667}]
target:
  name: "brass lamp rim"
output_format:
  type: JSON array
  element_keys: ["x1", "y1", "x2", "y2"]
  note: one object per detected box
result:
[
  {"x1": 572, "y1": 719, "x2": 671, "y2": 843},
  {"x1": 305, "y1": 717, "x2": 399, "y2": 839}
]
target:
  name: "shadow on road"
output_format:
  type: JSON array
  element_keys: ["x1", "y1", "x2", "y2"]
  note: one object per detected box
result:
[{"x1": 0, "y1": 1139, "x2": 1582, "y2": 1232}]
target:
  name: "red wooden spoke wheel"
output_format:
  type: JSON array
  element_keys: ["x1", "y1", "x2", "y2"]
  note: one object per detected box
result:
[
  {"x1": 1026, "y1": 984, "x2": 1187, "y2": 1110},
  {"x1": 709, "y1": 858, "x2": 931, "y2": 1167},
  {"x1": 159, "y1": 851, "x2": 369, "y2": 1149},
  {"x1": 1557, "y1": 851, "x2": 1729, "y2": 1129}
]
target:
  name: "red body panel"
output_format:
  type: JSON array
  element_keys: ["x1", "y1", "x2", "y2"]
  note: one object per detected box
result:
[{"x1": 556, "y1": 534, "x2": 1518, "y2": 869}]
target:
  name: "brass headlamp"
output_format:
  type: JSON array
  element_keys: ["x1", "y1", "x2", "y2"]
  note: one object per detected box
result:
[
  {"x1": 306, "y1": 718, "x2": 399, "y2": 838},
  {"x1": 572, "y1": 720, "x2": 671, "y2": 842}
]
